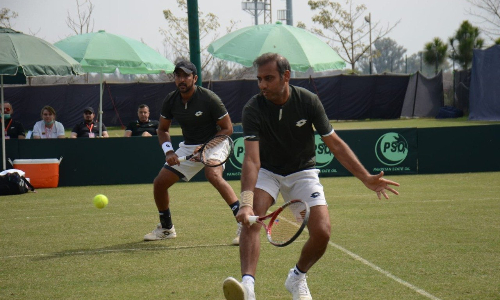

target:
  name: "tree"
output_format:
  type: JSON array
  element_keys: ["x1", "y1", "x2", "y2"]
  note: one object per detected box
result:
[
  {"x1": 0, "y1": 8, "x2": 18, "y2": 28},
  {"x1": 405, "y1": 53, "x2": 423, "y2": 74},
  {"x1": 161, "y1": 0, "x2": 219, "y2": 67},
  {"x1": 358, "y1": 50, "x2": 439, "y2": 76},
  {"x1": 66, "y1": 0, "x2": 95, "y2": 35},
  {"x1": 371, "y1": 37, "x2": 407, "y2": 73},
  {"x1": 405, "y1": 52, "x2": 444, "y2": 77},
  {"x1": 356, "y1": 38, "x2": 406, "y2": 74},
  {"x1": 466, "y1": 0, "x2": 500, "y2": 40},
  {"x1": 496, "y1": 37, "x2": 500, "y2": 44},
  {"x1": 423, "y1": 37, "x2": 448, "y2": 75},
  {"x1": 160, "y1": 0, "x2": 247, "y2": 80},
  {"x1": 449, "y1": 21, "x2": 484, "y2": 70},
  {"x1": 301, "y1": 0, "x2": 399, "y2": 71}
]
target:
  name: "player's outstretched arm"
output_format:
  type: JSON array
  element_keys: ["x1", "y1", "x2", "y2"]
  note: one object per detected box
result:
[{"x1": 322, "y1": 133, "x2": 400, "y2": 199}]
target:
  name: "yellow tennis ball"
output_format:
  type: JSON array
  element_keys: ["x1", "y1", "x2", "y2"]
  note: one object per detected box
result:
[{"x1": 93, "y1": 194, "x2": 108, "y2": 209}]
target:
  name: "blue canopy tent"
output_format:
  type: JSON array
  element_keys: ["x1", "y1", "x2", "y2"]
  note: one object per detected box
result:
[{"x1": 469, "y1": 45, "x2": 500, "y2": 121}]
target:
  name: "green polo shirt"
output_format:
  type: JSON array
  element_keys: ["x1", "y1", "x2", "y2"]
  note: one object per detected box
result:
[
  {"x1": 242, "y1": 85, "x2": 333, "y2": 176},
  {"x1": 161, "y1": 86, "x2": 228, "y2": 145}
]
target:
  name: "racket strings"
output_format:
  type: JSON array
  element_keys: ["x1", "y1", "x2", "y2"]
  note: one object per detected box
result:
[
  {"x1": 201, "y1": 136, "x2": 232, "y2": 166},
  {"x1": 268, "y1": 201, "x2": 308, "y2": 245}
]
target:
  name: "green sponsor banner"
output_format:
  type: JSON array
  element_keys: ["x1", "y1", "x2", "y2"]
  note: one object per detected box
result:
[
  {"x1": 329, "y1": 128, "x2": 418, "y2": 176},
  {"x1": 222, "y1": 128, "x2": 418, "y2": 180},
  {"x1": 224, "y1": 134, "x2": 245, "y2": 180},
  {"x1": 3, "y1": 126, "x2": 500, "y2": 186}
]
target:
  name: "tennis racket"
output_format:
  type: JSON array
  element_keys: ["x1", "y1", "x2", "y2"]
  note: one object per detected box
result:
[
  {"x1": 178, "y1": 135, "x2": 234, "y2": 167},
  {"x1": 248, "y1": 199, "x2": 310, "y2": 247}
]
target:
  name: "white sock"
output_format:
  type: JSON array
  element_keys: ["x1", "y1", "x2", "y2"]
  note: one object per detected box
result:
[
  {"x1": 293, "y1": 265, "x2": 306, "y2": 277},
  {"x1": 242, "y1": 275, "x2": 255, "y2": 285}
]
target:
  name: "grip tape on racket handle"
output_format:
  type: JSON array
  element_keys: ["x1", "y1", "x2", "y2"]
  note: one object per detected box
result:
[
  {"x1": 248, "y1": 216, "x2": 258, "y2": 224},
  {"x1": 177, "y1": 154, "x2": 194, "y2": 162}
]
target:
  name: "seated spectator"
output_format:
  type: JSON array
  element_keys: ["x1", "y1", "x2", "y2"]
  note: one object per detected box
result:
[
  {"x1": 2, "y1": 102, "x2": 25, "y2": 139},
  {"x1": 124, "y1": 104, "x2": 159, "y2": 137},
  {"x1": 70, "y1": 107, "x2": 109, "y2": 138},
  {"x1": 33, "y1": 106, "x2": 65, "y2": 139}
]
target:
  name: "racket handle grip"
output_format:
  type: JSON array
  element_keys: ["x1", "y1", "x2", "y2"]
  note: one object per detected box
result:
[
  {"x1": 248, "y1": 216, "x2": 258, "y2": 224},
  {"x1": 177, "y1": 154, "x2": 193, "y2": 162}
]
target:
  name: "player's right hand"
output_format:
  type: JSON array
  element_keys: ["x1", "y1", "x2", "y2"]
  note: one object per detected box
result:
[
  {"x1": 236, "y1": 206, "x2": 254, "y2": 227},
  {"x1": 165, "y1": 151, "x2": 179, "y2": 166}
]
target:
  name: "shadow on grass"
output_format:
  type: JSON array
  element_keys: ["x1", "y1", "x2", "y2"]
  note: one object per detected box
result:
[{"x1": 32, "y1": 241, "x2": 234, "y2": 261}]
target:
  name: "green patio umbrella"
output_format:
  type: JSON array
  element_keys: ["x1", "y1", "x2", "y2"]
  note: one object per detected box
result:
[
  {"x1": 0, "y1": 27, "x2": 84, "y2": 171},
  {"x1": 208, "y1": 22, "x2": 346, "y2": 72},
  {"x1": 55, "y1": 30, "x2": 176, "y2": 136}
]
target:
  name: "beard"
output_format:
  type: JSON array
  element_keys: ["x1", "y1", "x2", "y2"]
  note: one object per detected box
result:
[
  {"x1": 262, "y1": 82, "x2": 287, "y2": 103},
  {"x1": 178, "y1": 82, "x2": 194, "y2": 94}
]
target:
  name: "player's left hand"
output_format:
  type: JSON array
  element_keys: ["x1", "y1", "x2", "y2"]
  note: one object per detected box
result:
[
  {"x1": 364, "y1": 171, "x2": 400, "y2": 199},
  {"x1": 190, "y1": 146, "x2": 202, "y2": 162}
]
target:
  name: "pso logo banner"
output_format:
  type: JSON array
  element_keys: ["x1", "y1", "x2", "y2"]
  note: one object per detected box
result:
[
  {"x1": 375, "y1": 132, "x2": 408, "y2": 166},
  {"x1": 222, "y1": 130, "x2": 417, "y2": 181},
  {"x1": 224, "y1": 133, "x2": 339, "y2": 180},
  {"x1": 371, "y1": 129, "x2": 417, "y2": 174},
  {"x1": 225, "y1": 135, "x2": 245, "y2": 179},
  {"x1": 314, "y1": 134, "x2": 337, "y2": 175}
]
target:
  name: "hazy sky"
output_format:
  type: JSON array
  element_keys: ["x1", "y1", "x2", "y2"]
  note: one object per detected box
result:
[{"x1": 3, "y1": 0, "x2": 484, "y2": 62}]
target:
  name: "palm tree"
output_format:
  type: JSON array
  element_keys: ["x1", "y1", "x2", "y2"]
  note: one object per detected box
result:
[
  {"x1": 424, "y1": 37, "x2": 448, "y2": 75},
  {"x1": 449, "y1": 21, "x2": 484, "y2": 70}
]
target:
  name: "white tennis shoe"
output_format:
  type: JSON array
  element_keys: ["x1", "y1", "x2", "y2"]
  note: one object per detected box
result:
[
  {"x1": 232, "y1": 223, "x2": 242, "y2": 245},
  {"x1": 285, "y1": 268, "x2": 312, "y2": 300},
  {"x1": 223, "y1": 277, "x2": 255, "y2": 300},
  {"x1": 143, "y1": 223, "x2": 177, "y2": 241}
]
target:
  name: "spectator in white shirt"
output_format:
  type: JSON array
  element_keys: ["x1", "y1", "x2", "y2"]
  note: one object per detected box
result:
[{"x1": 32, "y1": 106, "x2": 65, "y2": 139}]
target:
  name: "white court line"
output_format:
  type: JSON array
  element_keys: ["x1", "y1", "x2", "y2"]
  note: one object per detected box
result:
[
  {"x1": 329, "y1": 241, "x2": 442, "y2": 300},
  {"x1": 277, "y1": 213, "x2": 442, "y2": 299},
  {"x1": 1, "y1": 235, "x2": 441, "y2": 300},
  {"x1": 0, "y1": 212, "x2": 118, "y2": 221},
  {"x1": 1, "y1": 206, "x2": 443, "y2": 300}
]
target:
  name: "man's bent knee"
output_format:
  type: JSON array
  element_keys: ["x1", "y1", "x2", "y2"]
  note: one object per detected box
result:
[
  {"x1": 311, "y1": 226, "x2": 331, "y2": 245},
  {"x1": 154, "y1": 169, "x2": 179, "y2": 190}
]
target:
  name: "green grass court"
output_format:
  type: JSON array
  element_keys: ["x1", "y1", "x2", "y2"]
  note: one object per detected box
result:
[{"x1": 1, "y1": 172, "x2": 499, "y2": 299}]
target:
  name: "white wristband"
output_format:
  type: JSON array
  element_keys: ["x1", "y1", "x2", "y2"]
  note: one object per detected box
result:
[{"x1": 162, "y1": 142, "x2": 174, "y2": 155}]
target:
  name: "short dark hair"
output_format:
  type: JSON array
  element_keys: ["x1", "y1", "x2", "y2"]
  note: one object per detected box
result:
[
  {"x1": 253, "y1": 53, "x2": 291, "y2": 78},
  {"x1": 138, "y1": 104, "x2": 149, "y2": 110}
]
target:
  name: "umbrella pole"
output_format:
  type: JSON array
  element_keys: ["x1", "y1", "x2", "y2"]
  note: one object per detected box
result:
[
  {"x1": 1, "y1": 75, "x2": 5, "y2": 171},
  {"x1": 99, "y1": 70, "x2": 103, "y2": 137}
]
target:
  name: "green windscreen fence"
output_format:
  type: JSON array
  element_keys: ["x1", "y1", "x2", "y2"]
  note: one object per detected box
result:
[
  {"x1": 1, "y1": 125, "x2": 498, "y2": 186},
  {"x1": 220, "y1": 128, "x2": 418, "y2": 182}
]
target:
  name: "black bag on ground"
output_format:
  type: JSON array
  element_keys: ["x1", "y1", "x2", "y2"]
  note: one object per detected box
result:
[
  {"x1": 0, "y1": 171, "x2": 35, "y2": 196},
  {"x1": 436, "y1": 106, "x2": 464, "y2": 119}
]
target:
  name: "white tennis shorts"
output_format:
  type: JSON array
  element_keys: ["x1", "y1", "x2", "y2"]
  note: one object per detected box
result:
[
  {"x1": 166, "y1": 142, "x2": 224, "y2": 181},
  {"x1": 256, "y1": 168, "x2": 327, "y2": 207}
]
